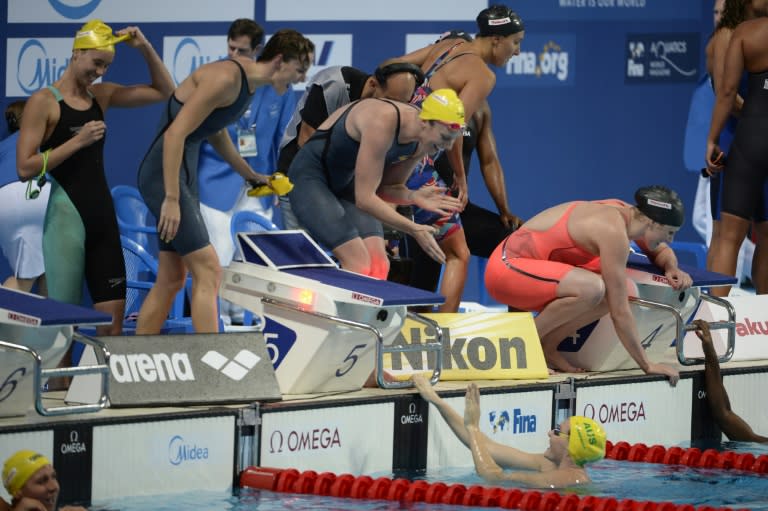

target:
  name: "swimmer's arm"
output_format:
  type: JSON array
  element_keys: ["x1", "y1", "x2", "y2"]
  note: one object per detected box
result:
[
  {"x1": 354, "y1": 116, "x2": 422, "y2": 233},
  {"x1": 206, "y1": 129, "x2": 267, "y2": 183},
  {"x1": 599, "y1": 229, "x2": 653, "y2": 373},
  {"x1": 475, "y1": 104, "x2": 517, "y2": 225},
  {"x1": 96, "y1": 27, "x2": 174, "y2": 109},
  {"x1": 707, "y1": 27, "x2": 745, "y2": 164},
  {"x1": 639, "y1": 241, "x2": 692, "y2": 291},
  {"x1": 467, "y1": 426, "x2": 564, "y2": 485}
]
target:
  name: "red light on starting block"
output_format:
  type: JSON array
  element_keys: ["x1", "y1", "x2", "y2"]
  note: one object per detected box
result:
[{"x1": 296, "y1": 289, "x2": 314, "y2": 307}]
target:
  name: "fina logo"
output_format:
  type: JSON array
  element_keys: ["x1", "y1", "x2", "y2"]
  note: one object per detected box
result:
[
  {"x1": 168, "y1": 435, "x2": 209, "y2": 466},
  {"x1": 489, "y1": 408, "x2": 537, "y2": 434},
  {"x1": 48, "y1": 0, "x2": 102, "y2": 19},
  {"x1": 15, "y1": 39, "x2": 71, "y2": 96}
]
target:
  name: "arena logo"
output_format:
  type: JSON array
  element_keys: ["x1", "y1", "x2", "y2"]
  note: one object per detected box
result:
[
  {"x1": 735, "y1": 318, "x2": 768, "y2": 336},
  {"x1": 60, "y1": 430, "x2": 87, "y2": 455},
  {"x1": 582, "y1": 401, "x2": 647, "y2": 423},
  {"x1": 489, "y1": 408, "x2": 537, "y2": 434},
  {"x1": 6, "y1": 38, "x2": 72, "y2": 97},
  {"x1": 163, "y1": 36, "x2": 226, "y2": 85},
  {"x1": 168, "y1": 434, "x2": 209, "y2": 466},
  {"x1": 110, "y1": 352, "x2": 195, "y2": 383},
  {"x1": 401, "y1": 402, "x2": 423, "y2": 425},
  {"x1": 389, "y1": 327, "x2": 531, "y2": 371},
  {"x1": 268, "y1": 427, "x2": 341, "y2": 454},
  {"x1": 48, "y1": 0, "x2": 102, "y2": 19},
  {"x1": 504, "y1": 37, "x2": 573, "y2": 84}
]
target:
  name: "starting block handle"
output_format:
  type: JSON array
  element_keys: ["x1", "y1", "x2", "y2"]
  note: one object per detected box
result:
[
  {"x1": 0, "y1": 333, "x2": 111, "y2": 416},
  {"x1": 376, "y1": 311, "x2": 443, "y2": 390},
  {"x1": 680, "y1": 293, "x2": 736, "y2": 366},
  {"x1": 629, "y1": 293, "x2": 735, "y2": 367}
]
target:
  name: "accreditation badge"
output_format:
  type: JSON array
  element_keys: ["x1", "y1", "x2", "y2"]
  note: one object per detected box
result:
[{"x1": 237, "y1": 127, "x2": 258, "y2": 157}]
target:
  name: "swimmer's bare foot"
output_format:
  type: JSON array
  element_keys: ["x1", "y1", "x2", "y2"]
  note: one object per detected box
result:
[{"x1": 544, "y1": 350, "x2": 585, "y2": 374}]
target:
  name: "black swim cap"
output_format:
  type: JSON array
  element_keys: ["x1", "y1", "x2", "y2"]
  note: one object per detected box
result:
[
  {"x1": 634, "y1": 185, "x2": 685, "y2": 227},
  {"x1": 476, "y1": 5, "x2": 524, "y2": 37}
]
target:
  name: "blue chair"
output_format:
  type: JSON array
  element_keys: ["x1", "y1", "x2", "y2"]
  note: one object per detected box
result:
[
  {"x1": 111, "y1": 185, "x2": 158, "y2": 256},
  {"x1": 229, "y1": 211, "x2": 278, "y2": 325},
  {"x1": 669, "y1": 241, "x2": 708, "y2": 270},
  {"x1": 120, "y1": 235, "x2": 193, "y2": 333}
]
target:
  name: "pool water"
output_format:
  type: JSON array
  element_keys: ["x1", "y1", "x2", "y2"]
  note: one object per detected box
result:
[{"x1": 95, "y1": 442, "x2": 768, "y2": 510}]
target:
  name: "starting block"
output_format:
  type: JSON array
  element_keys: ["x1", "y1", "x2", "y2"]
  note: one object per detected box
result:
[
  {"x1": 0, "y1": 287, "x2": 111, "y2": 417},
  {"x1": 220, "y1": 230, "x2": 445, "y2": 393},
  {"x1": 557, "y1": 253, "x2": 736, "y2": 371}
]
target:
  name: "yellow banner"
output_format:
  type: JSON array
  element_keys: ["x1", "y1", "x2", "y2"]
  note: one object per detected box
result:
[{"x1": 383, "y1": 312, "x2": 548, "y2": 380}]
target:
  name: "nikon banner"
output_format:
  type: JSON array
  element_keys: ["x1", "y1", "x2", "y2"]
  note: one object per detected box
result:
[{"x1": 383, "y1": 313, "x2": 548, "y2": 380}]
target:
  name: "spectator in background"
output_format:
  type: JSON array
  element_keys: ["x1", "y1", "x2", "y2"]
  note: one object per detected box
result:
[
  {"x1": 0, "y1": 100, "x2": 48, "y2": 295},
  {"x1": 1, "y1": 450, "x2": 85, "y2": 511},
  {"x1": 196, "y1": 21, "x2": 314, "y2": 326}
]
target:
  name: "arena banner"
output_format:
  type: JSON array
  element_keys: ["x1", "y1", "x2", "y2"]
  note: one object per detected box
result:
[
  {"x1": 383, "y1": 312, "x2": 549, "y2": 380},
  {"x1": 8, "y1": 0, "x2": 254, "y2": 23},
  {"x1": 576, "y1": 379, "x2": 693, "y2": 445},
  {"x1": 260, "y1": 402, "x2": 393, "y2": 474},
  {"x1": 683, "y1": 294, "x2": 768, "y2": 362},
  {"x1": 425, "y1": 389, "x2": 553, "y2": 469},
  {"x1": 265, "y1": 0, "x2": 487, "y2": 21},
  {"x1": 91, "y1": 415, "x2": 236, "y2": 500},
  {"x1": 66, "y1": 333, "x2": 281, "y2": 407}
]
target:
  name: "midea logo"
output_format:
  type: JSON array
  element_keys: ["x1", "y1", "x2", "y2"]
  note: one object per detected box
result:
[
  {"x1": 168, "y1": 435, "x2": 208, "y2": 466},
  {"x1": 201, "y1": 350, "x2": 260, "y2": 381}
]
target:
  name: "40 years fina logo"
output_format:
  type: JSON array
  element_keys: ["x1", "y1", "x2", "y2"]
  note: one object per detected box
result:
[{"x1": 48, "y1": 0, "x2": 102, "y2": 19}]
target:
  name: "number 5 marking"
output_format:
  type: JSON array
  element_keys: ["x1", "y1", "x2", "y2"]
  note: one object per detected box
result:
[{"x1": 336, "y1": 344, "x2": 368, "y2": 377}]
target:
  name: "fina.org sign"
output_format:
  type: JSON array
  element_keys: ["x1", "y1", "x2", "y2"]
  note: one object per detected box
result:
[{"x1": 163, "y1": 34, "x2": 353, "y2": 91}]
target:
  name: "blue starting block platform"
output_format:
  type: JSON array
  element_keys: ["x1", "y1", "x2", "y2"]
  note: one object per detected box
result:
[
  {"x1": 558, "y1": 252, "x2": 737, "y2": 372},
  {"x1": 0, "y1": 287, "x2": 111, "y2": 417},
  {"x1": 221, "y1": 230, "x2": 445, "y2": 393}
]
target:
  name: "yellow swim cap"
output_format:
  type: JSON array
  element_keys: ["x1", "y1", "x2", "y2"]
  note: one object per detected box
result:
[
  {"x1": 419, "y1": 88, "x2": 465, "y2": 130},
  {"x1": 2, "y1": 450, "x2": 51, "y2": 496},
  {"x1": 72, "y1": 19, "x2": 130, "y2": 52},
  {"x1": 568, "y1": 416, "x2": 606, "y2": 466}
]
